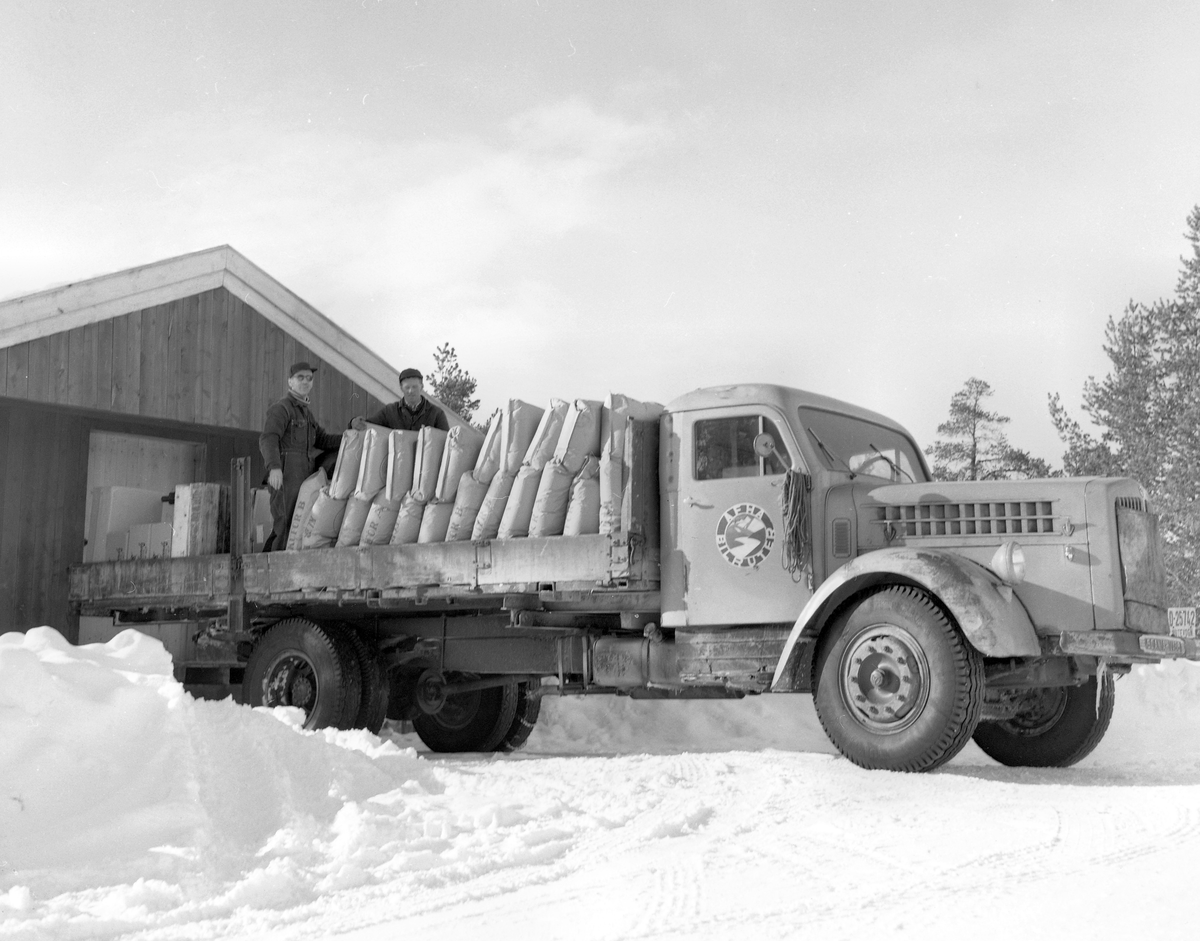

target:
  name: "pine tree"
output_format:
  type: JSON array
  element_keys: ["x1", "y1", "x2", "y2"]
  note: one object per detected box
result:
[
  {"x1": 1049, "y1": 206, "x2": 1200, "y2": 604},
  {"x1": 427, "y1": 343, "x2": 481, "y2": 425},
  {"x1": 931, "y1": 378, "x2": 1052, "y2": 481}
]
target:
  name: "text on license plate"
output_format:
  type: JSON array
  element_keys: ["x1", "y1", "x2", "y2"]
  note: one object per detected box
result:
[{"x1": 1168, "y1": 607, "x2": 1197, "y2": 638}]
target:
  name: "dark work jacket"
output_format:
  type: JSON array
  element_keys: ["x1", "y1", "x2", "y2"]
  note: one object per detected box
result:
[
  {"x1": 361, "y1": 395, "x2": 450, "y2": 433},
  {"x1": 259, "y1": 392, "x2": 343, "y2": 472}
]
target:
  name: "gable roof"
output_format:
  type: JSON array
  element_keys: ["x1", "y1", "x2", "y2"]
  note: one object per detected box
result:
[{"x1": 0, "y1": 246, "x2": 409, "y2": 410}]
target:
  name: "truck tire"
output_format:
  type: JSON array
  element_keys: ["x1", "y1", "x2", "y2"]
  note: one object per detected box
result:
[
  {"x1": 243, "y1": 619, "x2": 361, "y2": 730},
  {"x1": 972, "y1": 673, "x2": 1115, "y2": 767},
  {"x1": 495, "y1": 682, "x2": 542, "y2": 753},
  {"x1": 812, "y1": 586, "x2": 984, "y2": 772},
  {"x1": 339, "y1": 627, "x2": 390, "y2": 734},
  {"x1": 413, "y1": 676, "x2": 519, "y2": 753}
]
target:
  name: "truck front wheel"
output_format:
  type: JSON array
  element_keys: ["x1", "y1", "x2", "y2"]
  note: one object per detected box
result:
[
  {"x1": 812, "y1": 586, "x2": 984, "y2": 772},
  {"x1": 412, "y1": 675, "x2": 519, "y2": 752},
  {"x1": 972, "y1": 674, "x2": 1114, "y2": 767}
]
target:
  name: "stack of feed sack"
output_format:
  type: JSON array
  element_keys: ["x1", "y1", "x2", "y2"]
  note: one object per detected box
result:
[
  {"x1": 285, "y1": 468, "x2": 328, "y2": 550},
  {"x1": 599, "y1": 393, "x2": 664, "y2": 535},
  {"x1": 496, "y1": 399, "x2": 570, "y2": 539},
  {"x1": 563, "y1": 455, "x2": 602, "y2": 535},
  {"x1": 302, "y1": 428, "x2": 374, "y2": 549},
  {"x1": 336, "y1": 424, "x2": 391, "y2": 547},
  {"x1": 418, "y1": 423, "x2": 486, "y2": 543},
  {"x1": 529, "y1": 399, "x2": 603, "y2": 537},
  {"x1": 444, "y1": 409, "x2": 503, "y2": 541},
  {"x1": 359, "y1": 430, "x2": 419, "y2": 546},
  {"x1": 471, "y1": 399, "x2": 546, "y2": 540},
  {"x1": 390, "y1": 426, "x2": 448, "y2": 545}
]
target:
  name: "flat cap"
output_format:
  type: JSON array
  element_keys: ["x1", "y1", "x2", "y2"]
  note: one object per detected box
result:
[
  {"x1": 398, "y1": 368, "x2": 423, "y2": 383},
  {"x1": 289, "y1": 361, "x2": 318, "y2": 376}
]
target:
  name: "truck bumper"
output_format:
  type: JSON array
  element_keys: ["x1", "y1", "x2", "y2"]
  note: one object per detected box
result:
[{"x1": 1042, "y1": 630, "x2": 1200, "y2": 662}]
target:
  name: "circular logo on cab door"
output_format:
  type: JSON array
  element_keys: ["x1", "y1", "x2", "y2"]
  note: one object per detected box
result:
[{"x1": 715, "y1": 503, "x2": 776, "y2": 568}]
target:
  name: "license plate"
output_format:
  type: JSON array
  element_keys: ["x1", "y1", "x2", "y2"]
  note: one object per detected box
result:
[
  {"x1": 1168, "y1": 607, "x2": 1198, "y2": 638},
  {"x1": 1140, "y1": 634, "x2": 1185, "y2": 657}
]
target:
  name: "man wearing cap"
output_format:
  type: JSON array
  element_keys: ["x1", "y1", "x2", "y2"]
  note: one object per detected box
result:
[
  {"x1": 350, "y1": 367, "x2": 450, "y2": 433},
  {"x1": 259, "y1": 362, "x2": 343, "y2": 552}
]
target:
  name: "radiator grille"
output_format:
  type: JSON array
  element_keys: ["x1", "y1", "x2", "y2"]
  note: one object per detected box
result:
[{"x1": 872, "y1": 501, "x2": 1056, "y2": 537}]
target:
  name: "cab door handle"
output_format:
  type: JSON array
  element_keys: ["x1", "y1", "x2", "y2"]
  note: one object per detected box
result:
[{"x1": 684, "y1": 496, "x2": 713, "y2": 509}]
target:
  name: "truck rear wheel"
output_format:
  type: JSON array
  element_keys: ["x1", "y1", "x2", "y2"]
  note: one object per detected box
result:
[
  {"x1": 339, "y1": 627, "x2": 390, "y2": 734},
  {"x1": 495, "y1": 681, "x2": 542, "y2": 753},
  {"x1": 972, "y1": 673, "x2": 1114, "y2": 767},
  {"x1": 812, "y1": 586, "x2": 984, "y2": 772},
  {"x1": 243, "y1": 619, "x2": 362, "y2": 730},
  {"x1": 412, "y1": 675, "x2": 519, "y2": 753}
]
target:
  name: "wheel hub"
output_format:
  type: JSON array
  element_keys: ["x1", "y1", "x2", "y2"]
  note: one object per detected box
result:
[
  {"x1": 262, "y1": 654, "x2": 318, "y2": 712},
  {"x1": 839, "y1": 624, "x2": 930, "y2": 734}
]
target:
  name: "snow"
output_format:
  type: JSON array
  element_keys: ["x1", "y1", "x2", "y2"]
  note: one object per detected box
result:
[{"x1": 2, "y1": 627, "x2": 1199, "y2": 940}]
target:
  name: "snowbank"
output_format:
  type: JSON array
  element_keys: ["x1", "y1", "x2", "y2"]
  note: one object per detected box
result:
[{"x1": 2, "y1": 626, "x2": 1199, "y2": 939}]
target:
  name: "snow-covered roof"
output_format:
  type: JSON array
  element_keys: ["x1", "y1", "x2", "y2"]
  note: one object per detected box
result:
[{"x1": 0, "y1": 245, "x2": 403, "y2": 408}]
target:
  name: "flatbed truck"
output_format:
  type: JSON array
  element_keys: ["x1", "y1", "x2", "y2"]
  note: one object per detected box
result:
[{"x1": 69, "y1": 384, "x2": 1200, "y2": 771}]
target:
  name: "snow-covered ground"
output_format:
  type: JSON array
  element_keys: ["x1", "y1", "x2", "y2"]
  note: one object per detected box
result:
[{"x1": 2, "y1": 627, "x2": 1199, "y2": 941}]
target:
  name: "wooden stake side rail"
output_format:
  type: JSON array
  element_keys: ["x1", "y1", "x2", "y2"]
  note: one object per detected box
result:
[{"x1": 70, "y1": 533, "x2": 660, "y2": 614}]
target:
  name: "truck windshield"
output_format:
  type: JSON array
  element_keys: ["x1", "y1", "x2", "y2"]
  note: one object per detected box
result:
[{"x1": 797, "y1": 407, "x2": 928, "y2": 482}]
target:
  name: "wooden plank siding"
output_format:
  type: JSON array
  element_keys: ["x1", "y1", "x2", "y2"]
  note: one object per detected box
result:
[{"x1": 0, "y1": 286, "x2": 380, "y2": 434}]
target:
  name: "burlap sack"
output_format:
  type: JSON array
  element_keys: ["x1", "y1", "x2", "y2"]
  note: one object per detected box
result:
[
  {"x1": 599, "y1": 393, "x2": 664, "y2": 534},
  {"x1": 564, "y1": 456, "x2": 601, "y2": 536},
  {"x1": 385, "y1": 430, "x2": 420, "y2": 502},
  {"x1": 417, "y1": 500, "x2": 455, "y2": 543},
  {"x1": 433, "y1": 424, "x2": 486, "y2": 503},
  {"x1": 301, "y1": 487, "x2": 348, "y2": 548},
  {"x1": 360, "y1": 491, "x2": 403, "y2": 546},
  {"x1": 445, "y1": 473, "x2": 489, "y2": 541},
  {"x1": 390, "y1": 493, "x2": 426, "y2": 545},
  {"x1": 553, "y1": 399, "x2": 603, "y2": 474},
  {"x1": 472, "y1": 470, "x2": 516, "y2": 540},
  {"x1": 335, "y1": 492, "x2": 374, "y2": 547},
  {"x1": 286, "y1": 469, "x2": 328, "y2": 550},
  {"x1": 528, "y1": 460, "x2": 575, "y2": 538}
]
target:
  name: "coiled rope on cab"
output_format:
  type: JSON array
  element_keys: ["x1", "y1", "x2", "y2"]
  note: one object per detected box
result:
[{"x1": 782, "y1": 470, "x2": 813, "y2": 588}]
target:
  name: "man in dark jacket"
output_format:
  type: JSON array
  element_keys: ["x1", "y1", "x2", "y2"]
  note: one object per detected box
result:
[
  {"x1": 351, "y1": 367, "x2": 450, "y2": 432},
  {"x1": 259, "y1": 362, "x2": 343, "y2": 551}
]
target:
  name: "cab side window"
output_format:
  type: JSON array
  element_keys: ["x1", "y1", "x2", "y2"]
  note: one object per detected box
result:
[{"x1": 694, "y1": 415, "x2": 792, "y2": 480}]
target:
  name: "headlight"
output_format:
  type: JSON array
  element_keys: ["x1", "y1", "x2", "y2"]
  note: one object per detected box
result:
[{"x1": 991, "y1": 540, "x2": 1026, "y2": 585}]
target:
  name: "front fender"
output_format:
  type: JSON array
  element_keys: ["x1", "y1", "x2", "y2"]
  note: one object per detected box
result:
[{"x1": 770, "y1": 547, "x2": 1040, "y2": 691}]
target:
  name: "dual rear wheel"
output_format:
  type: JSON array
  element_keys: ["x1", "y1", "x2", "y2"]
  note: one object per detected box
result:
[{"x1": 243, "y1": 618, "x2": 539, "y2": 751}]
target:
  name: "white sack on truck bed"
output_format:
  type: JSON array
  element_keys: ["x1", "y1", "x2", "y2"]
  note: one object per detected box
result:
[
  {"x1": 471, "y1": 471, "x2": 516, "y2": 540},
  {"x1": 286, "y1": 469, "x2": 327, "y2": 550},
  {"x1": 599, "y1": 393, "x2": 664, "y2": 534},
  {"x1": 433, "y1": 424, "x2": 486, "y2": 504},
  {"x1": 385, "y1": 430, "x2": 420, "y2": 501},
  {"x1": 359, "y1": 490, "x2": 402, "y2": 546},
  {"x1": 528, "y1": 460, "x2": 574, "y2": 537},
  {"x1": 329, "y1": 428, "x2": 364, "y2": 500},
  {"x1": 354, "y1": 425, "x2": 391, "y2": 498},
  {"x1": 563, "y1": 455, "x2": 601, "y2": 535},
  {"x1": 473, "y1": 409, "x2": 504, "y2": 484},
  {"x1": 446, "y1": 473, "x2": 490, "y2": 541},
  {"x1": 390, "y1": 493, "x2": 425, "y2": 544},
  {"x1": 417, "y1": 500, "x2": 455, "y2": 543},
  {"x1": 500, "y1": 399, "x2": 545, "y2": 475},
  {"x1": 301, "y1": 487, "x2": 348, "y2": 549},
  {"x1": 335, "y1": 493, "x2": 374, "y2": 547},
  {"x1": 553, "y1": 399, "x2": 603, "y2": 473},
  {"x1": 498, "y1": 399, "x2": 569, "y2": 539}
]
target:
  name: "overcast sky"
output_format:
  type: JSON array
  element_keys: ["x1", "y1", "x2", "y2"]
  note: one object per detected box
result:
[{"x1": 3, "y1": 0, "x2": 1198, "y2": 462}]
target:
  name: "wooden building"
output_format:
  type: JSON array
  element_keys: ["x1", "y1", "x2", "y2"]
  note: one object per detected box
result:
[{"x1": 0, "y1": 246, "x2": 424, "y2": 640}]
